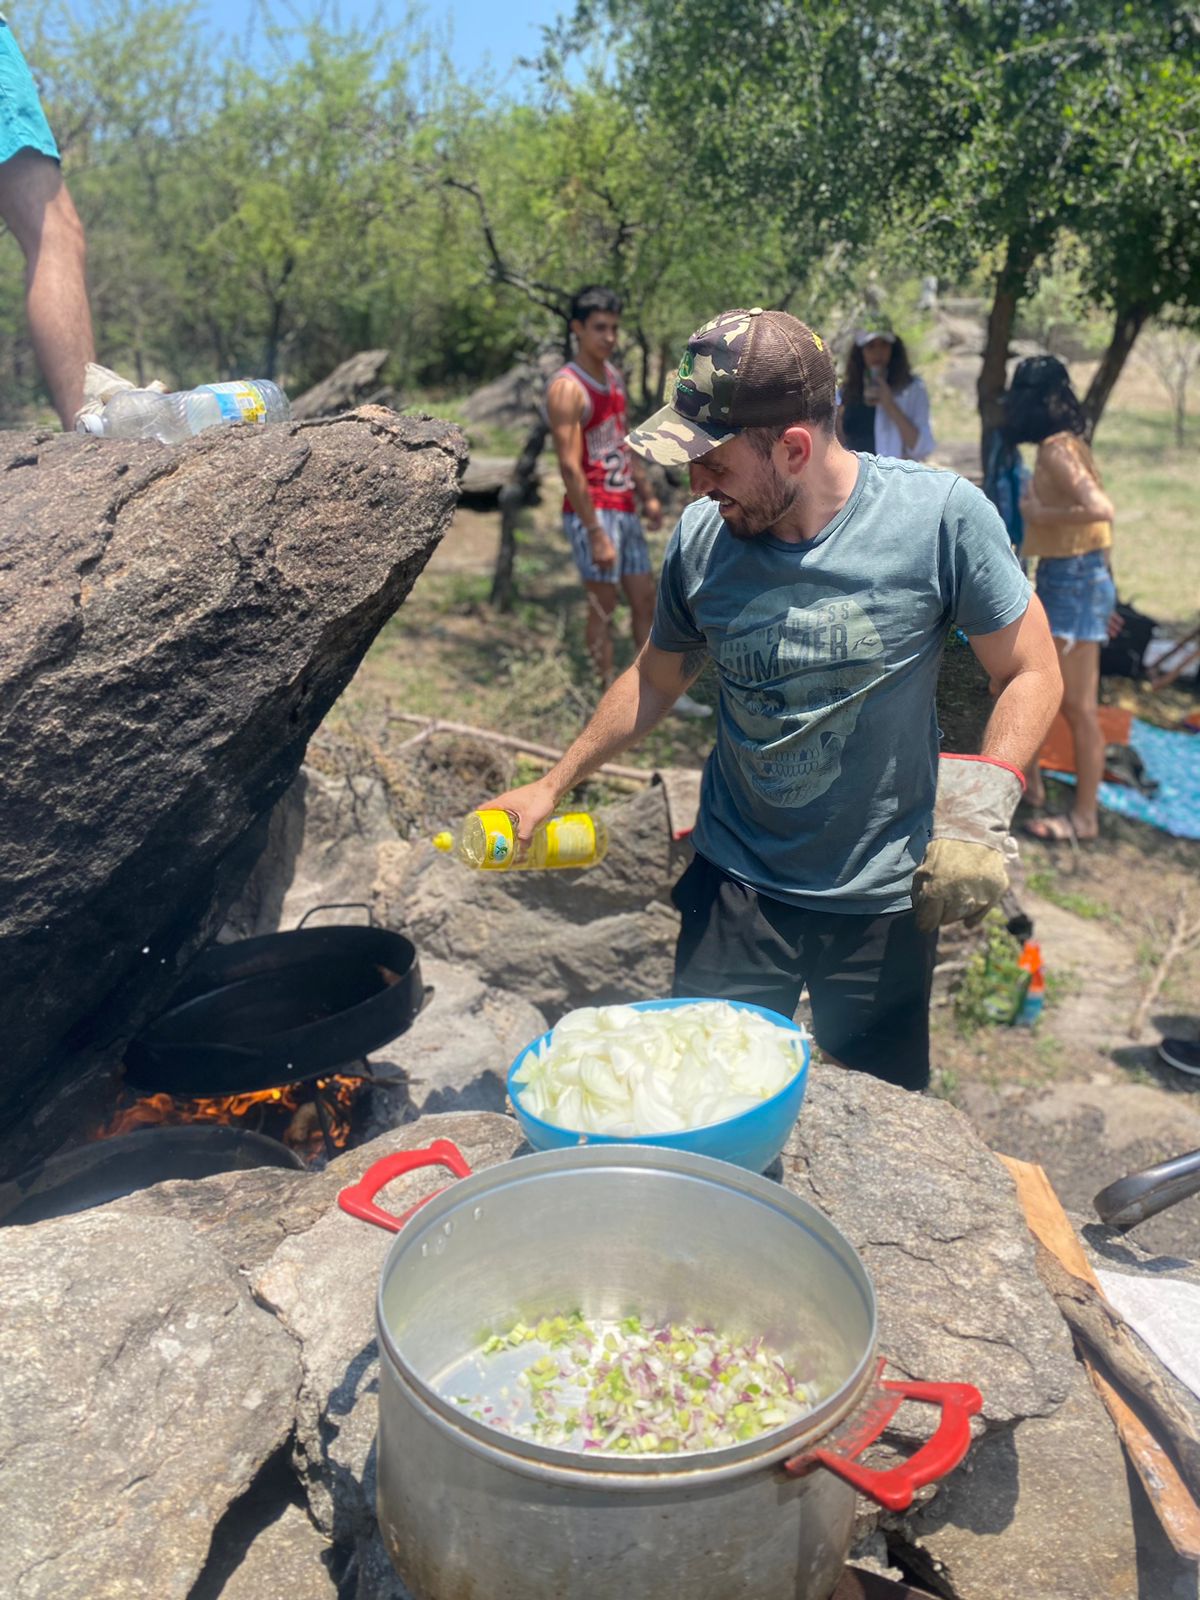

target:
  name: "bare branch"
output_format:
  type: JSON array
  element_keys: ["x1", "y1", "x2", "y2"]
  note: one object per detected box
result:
[{"x1": 442, "y1": 177, "x2": 569, "y2": 320}]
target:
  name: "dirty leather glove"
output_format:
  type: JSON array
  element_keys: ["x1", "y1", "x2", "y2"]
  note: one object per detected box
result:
[
  {"x1": 911, "y1": 755, "x2": 1025, "y2": 932},
  {"x1": 74, "y1": 361, "x2": 166, "y2": 431}
]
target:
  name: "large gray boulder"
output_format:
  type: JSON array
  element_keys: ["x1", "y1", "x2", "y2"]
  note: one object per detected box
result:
[
  {"x1": 906, "y1": 1364, "x2": 1194, "y2": 1600},
  {"x1": 786, "y1": 1067, "x2": 1076, "y2": 1432},
  {"x1": 389, "y1": 783, "x2": 689, "y2": 1021},
  {"x1": 0, "y1": 409, "x2": 465, "y2": 1156},
  {"x1": 0, "y1": 1209, "x2": 302, "y2": 1600}
]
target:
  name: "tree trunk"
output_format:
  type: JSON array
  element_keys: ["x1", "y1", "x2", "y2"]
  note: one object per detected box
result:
[
  {"x1": 1082, "y1": 302, "x2": 1150, "y2": 439},
  {"x1": 491, "y1": 416, "x2": 549, "y2": 612},
  {"x1": 633, "y1": 325, "x2": 652, "y2": 416},
  {"x1": 977, "y1": 235, "x2": 1038, "y2": 473},
  {"x1": 655, "y1": 339, "x2": 673, "y2": 408}
]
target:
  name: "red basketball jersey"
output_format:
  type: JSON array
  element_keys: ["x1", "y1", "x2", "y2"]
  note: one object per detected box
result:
[{"x1": 551, "y1": 361, "x2": 637, "y2": 514}]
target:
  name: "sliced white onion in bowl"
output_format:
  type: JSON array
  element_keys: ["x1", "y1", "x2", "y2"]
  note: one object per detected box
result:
[{"x1": 512, "y1": 1001, "x2": 808, "y2": 1137}]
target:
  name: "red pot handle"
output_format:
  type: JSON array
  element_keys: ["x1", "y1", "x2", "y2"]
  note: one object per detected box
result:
[
  {"x1": 337, "y1": 1138, "x2": 474, "y2": 1233},
  {"x1": 785, "y1": 1362, "x2": 982, "y2": 1511}
]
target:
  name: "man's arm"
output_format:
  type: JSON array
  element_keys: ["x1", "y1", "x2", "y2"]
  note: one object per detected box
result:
[
  {"x1": 969, "y1": 597, "x2": 1063, "y2": 769},
  {"x1": 912, "y1": 598, "x2": 1061, "y2": 931},
  {"x1": 482, "y1": 641, "x2": 707, "y2": 847},
  {"x1": 546, "y1": 375, "x2": 615, "y2": 569}
]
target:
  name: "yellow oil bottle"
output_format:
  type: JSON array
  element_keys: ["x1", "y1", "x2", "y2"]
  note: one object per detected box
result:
[{"x1": 432, "y1": 809, "x2": 609, "y2": 871}]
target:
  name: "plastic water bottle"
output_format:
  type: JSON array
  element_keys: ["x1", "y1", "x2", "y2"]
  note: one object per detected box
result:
[
  {"x1": 433, "y1": 809, "x2": 609, "y2": 871},
  {"x1": 77, "y1": 380, "x2": 289, "y2": 442}
]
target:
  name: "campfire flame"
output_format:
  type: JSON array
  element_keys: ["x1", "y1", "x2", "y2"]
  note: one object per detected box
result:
[{"x1": 95, "y1": 1077, "x2": 364, "y2": 1159}]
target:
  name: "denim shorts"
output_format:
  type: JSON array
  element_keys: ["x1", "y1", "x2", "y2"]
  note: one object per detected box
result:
[
  {"x1": 0, "y1": 22, "x2": 59, "y2": 167},
  {"x1": 1035, "y1": 549, "x2": 1116, "y2": 646},
  {"x1": 563, "y1": 508, "x2": 652, "y2": 585}
]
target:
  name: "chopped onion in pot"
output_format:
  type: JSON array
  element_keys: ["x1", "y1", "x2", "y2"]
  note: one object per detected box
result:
[
  {"x1": 513, "y1": 1002, "x2": 807, "y2": 1137},
  {"x1": 449, "y1": 1312, "x2": 824, "y2": 1455}
]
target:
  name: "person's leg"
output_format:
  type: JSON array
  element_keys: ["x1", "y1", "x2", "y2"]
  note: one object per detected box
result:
[
  {"x1": 1027, "y1": 640, "x2": 1102, "y2": 841},
  {"x1": 621, "y1": 569, "x2": 657, "y2": 652},
  {"x1": 583, "y1": 580, "x2": 619, "y2": 685},
  {"x1": 0, "y1": 150, "x2": 95, "y2": 427},
  {"x1": 670, "y1": 854, "x2": 806, "y2": 1019},
  {"x1": 1058, "y1": 640, "x2": 1103, "y2": 835},
  {"x1": 616, "y1": 514, "x2": 655, "y2": 650},
  {"x1": 563, "y1": 511, "x2": 620, "y2": 685},
  {"x1": 803, "y1": 907, "x2": 938, "y2": 1090}
]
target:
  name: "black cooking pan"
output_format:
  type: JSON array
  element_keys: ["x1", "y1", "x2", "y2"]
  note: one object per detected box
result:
[
  {"x1": 0, "y1": 1124, "x2": 305, "y2": 1227},
  {"x1": 124, "y1": 906, "x2": 424, "y2": 1096}
]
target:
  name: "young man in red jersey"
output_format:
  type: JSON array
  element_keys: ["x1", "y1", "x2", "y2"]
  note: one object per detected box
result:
[{"x1": 546, "y1": 286, "x2": 710, "y2": 714}]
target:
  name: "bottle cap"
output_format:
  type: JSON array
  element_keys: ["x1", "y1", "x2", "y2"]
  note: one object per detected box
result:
[{"x1": 432, "y1": 831, "x2": 454, "y2": 853}]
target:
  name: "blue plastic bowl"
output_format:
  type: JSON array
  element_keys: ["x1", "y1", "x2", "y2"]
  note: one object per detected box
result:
[{"x1": 506, "y1": 998, "x2": 810, "y2": 1173}]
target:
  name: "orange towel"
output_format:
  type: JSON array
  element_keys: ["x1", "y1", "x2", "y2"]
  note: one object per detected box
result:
[{"x1": 1037, "y1": 705, "x2": 1133, "y2": 774}]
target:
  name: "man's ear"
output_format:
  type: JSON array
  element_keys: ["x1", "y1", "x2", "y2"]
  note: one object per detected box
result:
[{"x1": 778, "y1": 425, "x2": 814, "y2": 476}]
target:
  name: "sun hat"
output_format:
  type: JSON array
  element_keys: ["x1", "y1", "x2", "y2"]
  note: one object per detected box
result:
[{"x1": 625, "y1": 307, "x2": 837, "y2": 467}]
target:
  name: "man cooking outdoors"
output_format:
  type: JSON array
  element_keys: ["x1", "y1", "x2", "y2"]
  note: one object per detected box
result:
[{"x1": 484, "y1": 308, "x2": 1062, "y2": 1091}]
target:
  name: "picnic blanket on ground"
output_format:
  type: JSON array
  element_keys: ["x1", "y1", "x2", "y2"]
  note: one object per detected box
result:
[{"x1": 1046, "y1": 718, "x2": 1200, "y2": 840}]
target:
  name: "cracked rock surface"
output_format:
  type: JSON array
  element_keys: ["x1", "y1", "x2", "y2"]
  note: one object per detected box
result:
[
  {"x1": 1, "y1": 1091, "x2": 1190, "y2": 1600},
  {"x1": 389, "y1": 782, "x2": 689, "y2": 1021},
  {"x1": 0, "y1": 409, "x2": 465, "y2": 1157},
  {"x1": 0, "y1": 1210, "x2": 301, "y2": 1600},
  {"x1": 783, "y1": 1066, "x2": 1078, "y2": 1431}
]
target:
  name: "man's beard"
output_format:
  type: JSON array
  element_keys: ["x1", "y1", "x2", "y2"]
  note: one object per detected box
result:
[{"x1": 723, "y1": 469, "x2": 799, "y2": 539}]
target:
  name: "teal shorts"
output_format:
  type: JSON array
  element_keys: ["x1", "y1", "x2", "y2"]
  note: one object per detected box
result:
[{"x1": 0, "y1": 21, "x2": 60, "y2": 167}]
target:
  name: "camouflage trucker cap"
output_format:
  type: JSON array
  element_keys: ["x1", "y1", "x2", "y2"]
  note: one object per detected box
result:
[{"x1": 626, "y1": 307, "x2": 837, "y2": 467}]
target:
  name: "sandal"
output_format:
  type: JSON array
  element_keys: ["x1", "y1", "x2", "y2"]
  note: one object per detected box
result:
[{"x1": 1024, "y1": 814, "x2": 1081, "y2": 845}]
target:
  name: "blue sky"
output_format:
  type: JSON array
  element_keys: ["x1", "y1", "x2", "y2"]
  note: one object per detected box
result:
[{"x1": 199, "y1": 0, "x2": 571, "y2": 88}]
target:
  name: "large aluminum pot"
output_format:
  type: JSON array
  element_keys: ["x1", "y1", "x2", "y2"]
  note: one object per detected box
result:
[{"x1": 339, "y1": 1140, "x2": 981, "y2": 1600}]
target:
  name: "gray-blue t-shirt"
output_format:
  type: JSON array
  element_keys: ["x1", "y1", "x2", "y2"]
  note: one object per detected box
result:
[{"x1": 651, "y1": 454, "x2": 1031, "y2": 913}]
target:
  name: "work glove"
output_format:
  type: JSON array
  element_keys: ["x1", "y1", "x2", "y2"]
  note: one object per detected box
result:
[
  {"x1": 74, "y1": 361, "x2": 166, "y2": 431},
  {"x1": 911, "y1": 754, "x2": 1024, "y2": 932}
]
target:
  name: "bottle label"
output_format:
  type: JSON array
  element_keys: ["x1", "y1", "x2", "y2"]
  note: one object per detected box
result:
[
  {"x1": 541, "y1": 813, "x2": 597, "y2": 867},
  {"x1": 198, "y1": 382, "x2": 268, "y2": 423},
  {"x1": 472, "y1": 808, "x2": 516, "y2": 869}
]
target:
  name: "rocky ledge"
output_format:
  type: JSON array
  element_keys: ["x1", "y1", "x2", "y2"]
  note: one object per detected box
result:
[{"x1": 2, "y1": 1062, "x2": 1194, "y2": 1600}]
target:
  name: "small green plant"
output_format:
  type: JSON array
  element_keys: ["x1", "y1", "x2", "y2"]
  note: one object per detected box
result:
[{"x1": 954, "y1": 913, "x2": 1027, "y2": 1033}]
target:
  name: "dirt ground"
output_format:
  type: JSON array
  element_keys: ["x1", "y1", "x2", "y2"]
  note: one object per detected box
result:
[{"x1": 341, "y1": 463, "x2": 1200, "y2": 1260}]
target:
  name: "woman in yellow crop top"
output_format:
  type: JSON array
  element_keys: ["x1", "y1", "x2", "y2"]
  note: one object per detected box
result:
[{"x1": 1004, "y1": 356, "x2": 1116, "y2": 843}]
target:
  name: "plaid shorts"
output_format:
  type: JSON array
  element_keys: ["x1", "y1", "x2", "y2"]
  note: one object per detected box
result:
[{"x1": 563, "y1": 508, "x2": 652, "y2": 585}]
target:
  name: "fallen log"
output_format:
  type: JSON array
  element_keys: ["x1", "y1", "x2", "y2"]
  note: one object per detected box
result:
[
  {"x1": 386, "y1": 712, "x2": 661, "y2": 784},
  {"x1": 1000, "y1": 1154, "x2": 1200, "y2": 1559}
]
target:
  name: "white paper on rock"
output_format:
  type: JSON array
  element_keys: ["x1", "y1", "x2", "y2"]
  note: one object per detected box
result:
[{"x1": 1096, "y1": 1270, "x2": 1200, "y2": 1402}]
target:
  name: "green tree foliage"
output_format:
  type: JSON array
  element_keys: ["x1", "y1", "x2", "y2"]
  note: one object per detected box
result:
[
  {"x1": 428, "y1": 70, "x2": 812, "y2": 412},
  {"x1": 572, "y1": 0, "x2": 1200, "y2": 453},
  {"x1": 3, "y1": 0, "x2": 1196, "y2": 449}
]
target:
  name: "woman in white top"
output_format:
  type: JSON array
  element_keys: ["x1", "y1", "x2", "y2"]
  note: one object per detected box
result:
[{"x1": 836, "y1": 330, "x2": 935, "y2": 461}]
